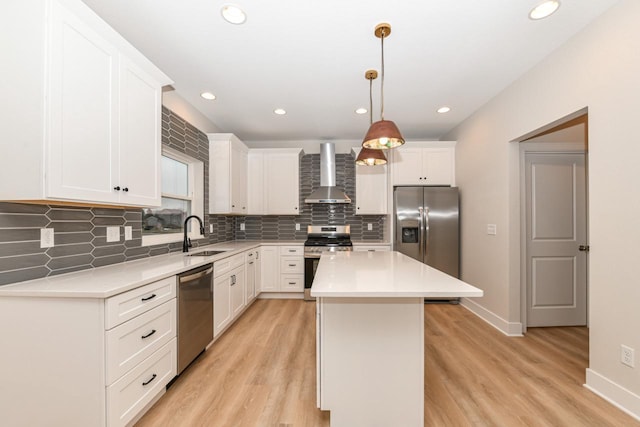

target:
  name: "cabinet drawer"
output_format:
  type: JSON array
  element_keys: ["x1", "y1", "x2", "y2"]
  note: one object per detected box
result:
[
  {"x1": 354, "y1": 246, "x2": 391, "y2": 252},
  {"x1": 105, "y1": 277, "x2": 176, "y2": 329},
  {"x1": 107, "y1": 338, "x2": 177, "y2": 427},
  {"x1": 280, "y1": 257, "x2": 303, "y2": 274},
  {"x1": 106, "y1": 299, "x2": 176, "y2": 385},
  {"x1": 281, "y1": 275, "x2": 304, "y2": 292},
  {"x1": 214, "y1": 253, "x2": 245, "y2": 278},
  {"x1": 280, "y1": 245, "x2": 303, "y2": 256}
]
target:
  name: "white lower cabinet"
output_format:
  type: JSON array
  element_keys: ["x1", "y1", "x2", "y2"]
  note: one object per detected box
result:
[
  {"x1": 246, "y1": 249, "x2": 259, "y2": 303},
  {"x1": 214, "y1": 251, "x2": 257, "y2": 339},
  {"x1": 259, "y1": 245, "x2": 305, "y2": 293},
  {"x1": 107, "y1": 338, "x2": 177, "y2": 426},
  {"x1": 0, "y1": 276, "x2": 177, "y2": 427}
]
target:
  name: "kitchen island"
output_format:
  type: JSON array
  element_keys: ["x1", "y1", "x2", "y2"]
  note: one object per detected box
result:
[{"x1": 311, "y1": 250, "x2": 483, "y2": 427}]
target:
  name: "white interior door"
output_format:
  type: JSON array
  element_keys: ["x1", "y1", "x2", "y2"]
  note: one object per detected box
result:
[{"x1": 525, "y1": 152, "x2": 587, "y2": 327}]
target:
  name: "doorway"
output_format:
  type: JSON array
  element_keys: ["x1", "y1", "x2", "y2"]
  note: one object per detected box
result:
[{"x1": 519, "y1": 114, "x2": 589, "y2": 330}]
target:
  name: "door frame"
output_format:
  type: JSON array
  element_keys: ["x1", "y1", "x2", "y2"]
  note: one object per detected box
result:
[{"x1": 519, "y1": 142, "x2": 588, "y2": 332}]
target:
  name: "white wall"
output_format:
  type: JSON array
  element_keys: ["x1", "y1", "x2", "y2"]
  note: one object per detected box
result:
[
  {"x1": 445, "y1": 0, "x2": 640, "y2": 414},
  {"x1": 162, "y1": 91, "x2": 220, "y2": 133}
]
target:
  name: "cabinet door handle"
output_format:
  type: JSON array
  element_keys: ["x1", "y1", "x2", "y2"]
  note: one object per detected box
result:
[
  {"x1": 231, "y1": 275, "x2": 236, "y2": 286},
  {"x1": 113, "y1": 186, "x2": 121, "y2": 191},
  {"x1": 142, "y1": 373, "x2": 157, "y2": 386},
  {"x1": 249, "y1": 261, "x2": 254, "y2": 265},
  {"x1": 294, "y1": 207, "x2": 298, "y2": 210},
  {"x1": 141, "y1": 329, "x2": 156, "y2": 339},
  {"x1": 141, "y1": 294, "x2": 156, "y2": 302},
  {"x1": 122, "y1": 187, "x2": 129, "y2": 192}
]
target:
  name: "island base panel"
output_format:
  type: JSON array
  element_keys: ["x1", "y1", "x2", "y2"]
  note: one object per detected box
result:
[{"x1": 318, "y1": 297, "x2": 424, "y2": 426}]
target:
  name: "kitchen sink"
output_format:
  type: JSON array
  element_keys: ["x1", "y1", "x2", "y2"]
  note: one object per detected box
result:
[{"x1": 187, "y1": 250, "x2": 227, "y2": 256}]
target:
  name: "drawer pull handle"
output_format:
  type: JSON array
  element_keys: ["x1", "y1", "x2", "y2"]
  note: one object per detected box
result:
[
  {"x1": 141, "y1": 294, "x2": 156, "y2": 302},
  {"x1": 141, "y1": 329, "x2": 157, "y2": 339},
  {"x1": 288, "y1": 249, "x2": 296, "y2": 252},
  {"x1": 248, "y1": 261, "x2": 254, "y2": 265},
  {"x1": 288, "y1": 264, "x2": 296, "y2": 267},
  {"x1": 288, "y1": 282, "x2": 296, "y2": 285},
  {"x1": 142, "y1": 373, "x2": 157, "y2": 386}
]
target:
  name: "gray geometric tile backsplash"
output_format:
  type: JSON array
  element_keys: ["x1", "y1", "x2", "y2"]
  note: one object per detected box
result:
[{"x1": 0, "y1": 107, "x2": 384, "y2": 286}]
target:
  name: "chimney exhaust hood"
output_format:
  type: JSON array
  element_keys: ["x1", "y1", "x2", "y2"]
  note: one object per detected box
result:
[{"x1": 304, "y1": 142, "x2": 351, "y2": 204}]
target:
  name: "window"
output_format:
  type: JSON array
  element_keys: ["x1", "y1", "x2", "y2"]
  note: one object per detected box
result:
[{"x1": 141, "y1": 147, "x2": 204, "y2": 246}]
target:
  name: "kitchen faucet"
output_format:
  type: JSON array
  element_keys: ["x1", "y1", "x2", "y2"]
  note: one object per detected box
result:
[{"x1": 183, "y1": 215, "x2": 205, "y2": 253}]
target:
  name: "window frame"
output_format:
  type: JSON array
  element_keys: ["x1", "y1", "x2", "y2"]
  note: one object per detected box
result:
[{"x1": 141, "y1": 147, "x2": 205, "y2": 247}]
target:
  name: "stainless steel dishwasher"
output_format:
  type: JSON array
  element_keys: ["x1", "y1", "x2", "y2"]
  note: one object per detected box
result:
[{"x1": 177, "y1": 263, "x2": 214, "y2": 374}]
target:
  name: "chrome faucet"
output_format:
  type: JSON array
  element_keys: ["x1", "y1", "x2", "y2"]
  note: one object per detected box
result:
[{"x1": 183, "y1": 215, "x2": 205, "y2": 253}]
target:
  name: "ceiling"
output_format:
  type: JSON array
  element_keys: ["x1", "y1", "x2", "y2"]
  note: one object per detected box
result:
[{"x1": 82, "y1": 0, "x2": 620, "y2": 142}]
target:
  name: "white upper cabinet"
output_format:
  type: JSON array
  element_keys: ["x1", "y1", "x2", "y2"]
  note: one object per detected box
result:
[
  {"x1": 391, "y1": 142, "x2": 456, "y2": 186},
  {"x1": 352, "y1": 148, "x2": 388, "y2": 215},
  {"x1": 1, "y1": 0, "x2": 172, "y2": 206},
  {"x1": 248, "y1": 149, "x2": 302, "y2": 215},
  {"x1": 209, "y1": 134, "x2": 249, "y2": 215}
]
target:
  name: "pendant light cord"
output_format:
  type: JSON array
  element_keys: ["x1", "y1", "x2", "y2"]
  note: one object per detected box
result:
[
  {"x1": 369, "y1": 76, "x2": 373, "y2": 125},
  {"x1": 380, "y1": 28, "x2": 385, "y2": 121}
]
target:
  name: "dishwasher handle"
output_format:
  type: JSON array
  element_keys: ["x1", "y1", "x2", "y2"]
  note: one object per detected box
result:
[{"x1": 179, "y1": 264, "x2": 213, "y2": 283}]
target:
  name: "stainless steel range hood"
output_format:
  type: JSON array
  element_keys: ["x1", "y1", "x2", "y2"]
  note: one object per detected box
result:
[{"x1": 304, "y1": 142, "x2": 351, "y2": 204}]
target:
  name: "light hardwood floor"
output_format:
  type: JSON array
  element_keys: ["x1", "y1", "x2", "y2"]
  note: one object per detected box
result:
[{"x1": 136, "y1": 300, "x2": 639, "y2": 427}]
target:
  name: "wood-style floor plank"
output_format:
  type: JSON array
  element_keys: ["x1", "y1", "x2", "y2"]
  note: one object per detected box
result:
[{"x1": 135, "y1": 300, "x2": 639, "y2": 427}]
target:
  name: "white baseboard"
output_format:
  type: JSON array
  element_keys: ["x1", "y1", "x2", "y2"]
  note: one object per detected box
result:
[
  {"x1": 257, "y1": 292, "x2": 304, "y2": 300},
  {"x1": 585, "y1": 369, "x2": 640, "y2": 421},
  {"x1": 460, "y1": 298, "x2": 523, "y2": 336}
]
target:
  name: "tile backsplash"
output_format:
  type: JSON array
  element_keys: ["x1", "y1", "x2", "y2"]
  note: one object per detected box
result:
[{"x1": 0, "y1": 109, "x2": 385, "y2": 286}]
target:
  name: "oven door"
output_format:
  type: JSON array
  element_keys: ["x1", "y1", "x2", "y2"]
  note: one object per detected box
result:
[{"x1": 304, "y1": 254, "x2": 321, "y2": 301}]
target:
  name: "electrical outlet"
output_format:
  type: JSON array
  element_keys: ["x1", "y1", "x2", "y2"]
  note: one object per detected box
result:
[
  {"x1": 295, "y1": 223, "x2": 300, "y2": 231},
  {"x1": 106, "y1": 226, "x2": 120, "y2": 243},
  {"x1": 487, "y1": 224, "x2": 497, "y2": 235},
  {"x1": 240, "y1": 223, "x2": 245, "y2": 231},
  {"x1": 40, "y1": 228, "x2": 54, "y2": 248},
  {"x1": 367, "y1": 223, "x2": 373, "y2": 231},
  {"x1": 124, "y1": 226, "x2": 132, "y2": 241},
  {"x1": 621, "y1": 345, "x2": 635, "y2": 367}
]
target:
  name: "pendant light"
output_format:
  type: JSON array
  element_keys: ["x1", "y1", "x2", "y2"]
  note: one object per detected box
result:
[
  {"x1": 356, "y1": 70, "x2": 387, "y2": 166},
  {"x1": 362, "y1": 23, "x2": 405, "y2": 150}
]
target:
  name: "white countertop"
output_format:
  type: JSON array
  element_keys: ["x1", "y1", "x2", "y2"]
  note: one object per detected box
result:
[
  {"x1": 310, "y1": 251, "x2": 483, "y2": 298},
  {"x1": 0, "y1": 240, "x2": 302, "y2": 299}
]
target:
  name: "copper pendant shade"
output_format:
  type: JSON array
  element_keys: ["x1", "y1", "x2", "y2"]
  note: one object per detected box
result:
[
  {"x1": 362, "y1": 120, "x2": 404, "y2": 150},
  {"x1": 356, "y1": 70, "x2": 387, "y2": 166},
  {"x1": 361, "y1": 23, "x2": 405, "y2": 150}
]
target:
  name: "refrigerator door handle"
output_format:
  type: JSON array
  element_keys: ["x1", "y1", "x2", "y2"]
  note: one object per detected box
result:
[
  {"x1": 418, "y1": 206, "x2": 425, "y2": 260},
  {"x1": 424, "y1": 206, "x2": 430, "y2": 259}
]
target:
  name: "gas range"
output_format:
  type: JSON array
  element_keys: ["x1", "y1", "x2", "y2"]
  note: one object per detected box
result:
[
  {"x1": 304, "y1": 225, "x2": 353, "y2": 258},
  {"x1": 303, "y1": 225, "x2": 352, "y2": 301}
]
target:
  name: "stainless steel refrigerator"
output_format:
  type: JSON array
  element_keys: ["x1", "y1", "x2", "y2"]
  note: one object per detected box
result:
[{"x1": 394, "y1": 186, "x2": 459, "y2": 279}]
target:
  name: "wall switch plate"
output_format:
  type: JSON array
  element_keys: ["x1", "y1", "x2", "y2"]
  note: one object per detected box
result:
[
  {"x1": 487, "y1": 224, "x2": 497, "y2": 235},
  {"x1": 295, "y1": 223, "x2": 300, "y2": 231},
  {"x1": 367, "y1": 223, "x2": 373, "y2": 231},
  {"x1": 240, "y1": 223, "x2": 245, "y2": 231},
  {"x1": 621, "y1": 345, "x2": 635, "y2": 367},
  {"x1": 106, "y1": 226, "x2": 120, "y2": 242},
  {"x1": 40, "y1": 228, "x2": 54, "y2": 248},
  {"x1": 124, "y1": 226, "x2": 132, "y2": 241},
  {"x1": 210, "y1": 224, "x2": 214, "y2": 233}
]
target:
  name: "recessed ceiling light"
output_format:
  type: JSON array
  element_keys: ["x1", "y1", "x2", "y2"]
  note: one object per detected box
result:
[
  {"x1": 355, "y1": 108, "x2": 368, "y2": 115},
  {"x1": 200, "y1": 92, "x2": 216, "y2": 100},
  {"x1": 437, "y1": 106, "x2": 451, "y2": 114},
  {"x1": 529, "y1": 1, "x2": 560, "y2": 20},
  {"x1": 274, "y1": 108, "x2": 286, "y2": 115},
  {"x1": 221, "y1": 5, "x2": 246, "y2": 25}
]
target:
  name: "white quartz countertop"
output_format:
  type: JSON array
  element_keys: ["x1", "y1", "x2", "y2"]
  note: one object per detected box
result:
[
  {"x1": 310, "y1": 251, "x2": 483, "y2": 298},
  {"x1": 0, "y1": 240, "x2": 302, "y2": 299}
]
